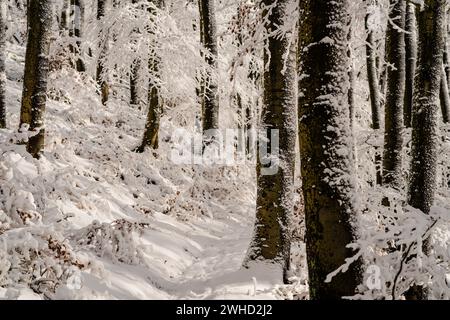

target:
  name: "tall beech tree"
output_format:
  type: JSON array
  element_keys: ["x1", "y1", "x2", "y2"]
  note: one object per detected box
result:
[
  {"x1": 96, "y1": 0, "x2": 109, "y2": 105},
  {"x1": 365, "y1": 0, "x2": 381, "y2": 130},
  {"x1": 198, "y1": 0, "x2": 219, "y2": 138},
  {"x1": 404, "y1": 1, "x2": 417, "y2": 128},
  {"x1": 407, "y1": 0, "x2": 446, "y2": 300},
  {"x1": 365, "y1": 0, "x2": 383, "y2": 185},
  {"x1": 19, "y1": 0, "x2": 53, "y2": 158},
  {"x1": 60, "y1": 0, "x2": 70, "y2": 31},
  {"x1": 409, "y1": 0, "x2": 445, "y2": 215},
  {"x1": 137, "y1": 0, "x2": 164, "y2": 151},
  {"x1": 298, "y1": 0, "x2": 362, "y2": 299},
  {"x1": 441, "y1": 9, "x2": 450, "y2": 123},
  {"x1": 245, "y1": 0, "x2": 296, "y2": 280},
  {"x1": 70, "y1": 0, "x2": 86, "y2": 72},
  {"x1": 441, "y1": 61, "x2": 450, "y2": 123},
  {"x1": 382, "y1": 0, "x2": 406, "y2": 189},
  {"x1": 130, "y1": 0, "x2": 141, "y2": 107}
]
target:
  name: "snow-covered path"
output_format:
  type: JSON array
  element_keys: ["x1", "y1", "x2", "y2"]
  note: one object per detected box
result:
[{"x1": 0, "y1": 43, "x2": 306, "y2": 299}]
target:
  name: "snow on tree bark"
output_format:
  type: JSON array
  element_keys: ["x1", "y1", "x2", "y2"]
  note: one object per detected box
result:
[
  {"x1": 406, "y1": 0, "x2": 446, "y2": 300},
  {"x1": 365, "y1": 0, "x2": 383, "y2": 185},
  {"x1": 19, "y1": 0, "x2": 53, "y2": 158},
  {"x1": 365, "y1": 0, "x2": 381, "y2": 130},
  {"x1": 382, "y1": 0, "x2": 406, "y2": 189},
  {"x1": 96, "y1": 0, "x2": 109, "y2": 106},
  {"x1": 408, "y1": 0, "x2": 445, "y2": 215},
  {"x1": 404, "y1": 2, "x2": 417, "y2": 128},
  {"x1": 444, "y1": 6, "x2": 450, "y2": 91},
  {"x1": 244, "y1": 0, "x2": 296, "y2": 279},
  {"x1": 130, "y1": 58, "x2": 141, "y2": 106},
  {"x1": 60, "y1": 0, "x2": 70, "y2": 31},
  {"x1": 136, "y1": 0, "x2": 164, "y2": 151},
  {"x1": 69, "y1": 0, "x2": 86, "y2": 72},
  {"x1": 441, "y1": 7, "x2": 450, "y2": 123},
  {"x1": 348, "y1": 24, "x2": 356, "y2": 132},
  {"x1": 441, "y1": 62, "x2": 450, "y2": 122},
  {"x1": 298, "y1": 0, "x2": 362, "y2": 299},
  {"x1": 130, "y1": 0, "x2": 142, "y2": 107},
  {"x1": 198, "y1": 0, "x2": 219, "y2": 136},
  {"x1": 0, "y1": 0, "x2": 6, "y2": 128}
]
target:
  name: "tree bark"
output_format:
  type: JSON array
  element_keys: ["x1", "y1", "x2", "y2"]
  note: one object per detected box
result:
[
  {"x1": 130, "y1": 0, "x2": 141, "y2": 107},
  {"x1": 60, "y1": 0, "x2": 70, "y2": 31},
  {"x1": 130, "y1": 58, "x2": 141, "y2": 106},
  {"x1": 382, "y1": 0, "x2": 406, "y2": 189},
  {"x1": 198, "y1": 0, "x2": 219, "y2": 137},
  {"x1": 404, "y1": 2, "x2": 417, "y2": 128},
  {"x1": 406, "y1": 0, "x2": 446, "y2": 300},
  {"x1": 348, "y1": 25, "x2": 356, "y2": 132},
  {"x1": 409, "y1": 0, "x2": 445, "y2": 215},
  {"x1": 0, "y1": 0, "x2": 7, "y2": 128},
  {"x1": 444, "y1": 7, "x2": 450, "y2": 90},
  {"x1": 96, "y1": 0, "x2": 109, "y2": 105},
  {"x1": 137, "y1": 0, "x2": 164, "y2": 151},
  {"x1": 298, "y1": 0, "x2": 362, "y2": 299},
  {"x1": 70, "y1": 0, "x2": 86, "y2": 72},
  {"x1": 19, "y1": 0, "x2": 53, "y2": 158},
  {"x1": 441, "y1": 8, "x2": 450, "y2": 123},
  {"x1": 244, "y1": 0, "x2": 296, "y2": 280},
  {"x1": 365, "y1": 0, "x2": 381, "y2": 130},
  {"x1": 441, "y1": 61, "x2": 450, "y2": 122}
]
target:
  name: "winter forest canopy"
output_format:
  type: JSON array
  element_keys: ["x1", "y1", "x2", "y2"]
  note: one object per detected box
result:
[{"x1": 0, "y1": 0, "x2": 450, "y2": 301}]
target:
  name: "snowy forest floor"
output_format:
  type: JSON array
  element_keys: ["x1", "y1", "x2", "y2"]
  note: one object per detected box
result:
[{"x1": 0, "y1": 44, "x2": 307, "y2": 299}]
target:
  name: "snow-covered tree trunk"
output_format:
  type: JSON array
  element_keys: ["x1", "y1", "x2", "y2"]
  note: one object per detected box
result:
[
  {"x1": 198, "y1": 0, "x2": 219, "y2": 136},
  {"x1": 382, "y1": 0, "x2": 406, "y2": 189},
  {"x1": 60, "y1": 0, "x2": 70, "y2": 31},
  {"x1": 441, "y1": 8, "x2": 450, "y2": 123},
  {"x1": 19, "y1": 0, "x2": 53, "y2": 158},
  {"x1": 409, "y1": 0, "x2": 445, "y2": 215},
  {"x1": 96, "y1": 0, "x2": 109, "y2": 105},
  {"x1": 69, "y1": 0, "x2": 86, "y2": 72},
  {"x1": 137, "y1": 0, "x2": 163, "y2": 151},
  {"x1": 298, "y1": 0, "x2": 362, "y2": 299},
  {"x1": 348, "y1": 24, "x2": 356, "y2": 132},
  {"x1": 244, "y1": 0, "x2": 296, "y2": 280},
  {"x1": 406, "y1": 0, "x2": 446, "y2": 300},
  {"x1": 444, "y1": 7, "x2": 450, "y2": 89},
  {"x1": 130, "y1": 0, "x2": 142, "y2": 107},
  {"x1": 234, "y1": 3, "x2": 245, "y2": 154},
  {"x1": 404, "y1": 2, "x2": 417, "y2": 128},
  {"x1": 365, "y1": 0, "x2": 383, "y2": 185},
  {"x1": 365, "y1": 0, "x2": 381, "y2": 130},
  {"x1": 0, "y1": 0, "x2": 6, "y2": 128},
  {"x1": 130, "y1": 58, "x2": 141, "y2": 106},
  {"x1": 196, "y1": 0, "x2": 205, "y2": 111},
  {"x1": 441, "y1": 62, "x2": 450, "y2": 122}
]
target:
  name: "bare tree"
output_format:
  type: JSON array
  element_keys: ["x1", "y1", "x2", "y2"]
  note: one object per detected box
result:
[
  {"x1": 96, "y1": 0, "x2": 109, "y2": 105},
  {"x1": 198, "y1": 0, "x2": 219, "y2": 140},
  {"x1": 382, "y1": 0, "x2": 406, "y2": 189},
  {"x1": 244, "y1": 0, "x2": 296, "y2": 281},
  {"x1": 365, "y1": 0, "x2": 381, "y2": 130},
  {"x1": 404, "y1": 1, "x2": 417, "y2": 128},
  {"x1": 19, "y1": 0, "x2": 53, "y2": 158},
  {"x1": 70, "y1": 0, "x2": 86, "y2": 72},
  {"x1": 298, "y1": 0, "x2": 362, "y2": 299},
  {"x1": 136, "y1": 0, "x2": 164, "y2": 151},
  {"x1": 406, "y1": 0, "x2": 446, "y2": 300}
]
